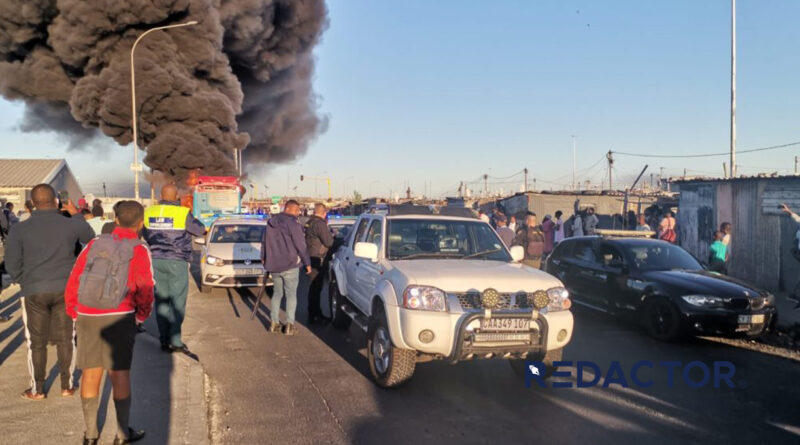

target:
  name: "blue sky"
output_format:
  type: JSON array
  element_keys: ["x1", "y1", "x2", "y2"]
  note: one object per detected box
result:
[{"x1": 2, "y1": 0, "x2": 799, "y2": 198}]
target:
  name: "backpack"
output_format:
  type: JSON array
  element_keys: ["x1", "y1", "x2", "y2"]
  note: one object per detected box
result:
[{"x1": 77, "y1": 234, "x2": 143, "y2": 309}]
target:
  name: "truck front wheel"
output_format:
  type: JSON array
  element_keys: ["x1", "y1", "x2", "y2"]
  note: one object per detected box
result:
[{"x1": 367, "y1": 310, "x2": 415, "y2": 388}]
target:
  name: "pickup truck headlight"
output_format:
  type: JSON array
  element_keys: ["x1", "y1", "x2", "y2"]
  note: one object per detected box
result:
[
  {"x1": 206, "y1": 256, "x2": 225, "y2": 267},
  {"x1": 682, "y1": 295, "x2": 726, "y2": 308},
  {"x1": 403, "y1": 286, "x2": 447, "y2": 312},
  {"x1": 546, "y1": 287, "x2": 571, "y2": 312}
]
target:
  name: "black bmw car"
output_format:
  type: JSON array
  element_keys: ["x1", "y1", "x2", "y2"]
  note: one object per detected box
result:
[{"x1": 544, "y1": 237, "x2": 777, "y2": 341}]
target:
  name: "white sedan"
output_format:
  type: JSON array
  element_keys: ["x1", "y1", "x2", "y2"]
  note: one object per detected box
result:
[{"x1": 195, "y1": 216, "x2": 272, "y2": 293}]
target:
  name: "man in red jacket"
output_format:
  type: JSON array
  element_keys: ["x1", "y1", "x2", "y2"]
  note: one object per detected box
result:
[{"x1": 65, "y1": 201, "x2": 153, "y2": 445}]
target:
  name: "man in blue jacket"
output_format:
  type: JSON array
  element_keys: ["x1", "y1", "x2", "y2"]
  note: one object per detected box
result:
[
  {"x1": 262, "y1": 200, "x2": 311, "y2": 335},
  {"x1": 142, "y1": 184, "x2": 205, "y2": 356}
]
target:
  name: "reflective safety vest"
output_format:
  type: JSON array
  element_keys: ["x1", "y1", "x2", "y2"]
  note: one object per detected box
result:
[{"x1": 143, "y1": 204, "x2": 189, "y2": 231}]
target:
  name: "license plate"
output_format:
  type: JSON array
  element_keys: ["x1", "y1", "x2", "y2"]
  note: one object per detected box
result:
[
  {"x1": 479, "y1": 318, "x2": 530, "y2": 332},
  {"x1": 474, "y1": 332, "x2": 532, "y2": 342},
  {"x1": 234, "y1": 268, "x2": 262, "y2": 276},
  {"x1": 737, "y1": 314, "x2": 765, "y2": 324}
]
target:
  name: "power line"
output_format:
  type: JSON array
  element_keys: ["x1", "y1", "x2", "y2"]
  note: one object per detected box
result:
[{"x1": 612, "y1": 140, "x2": 800, "y2": 159}]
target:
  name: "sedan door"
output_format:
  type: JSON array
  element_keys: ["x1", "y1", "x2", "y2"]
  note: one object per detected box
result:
[{"x1": 560, "y1": 239, "x2": 608, "y2": 309}]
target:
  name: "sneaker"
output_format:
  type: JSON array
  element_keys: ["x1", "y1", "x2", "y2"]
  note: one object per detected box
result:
[
  {"x1": 269, "y1": 322, "x2": 282, "y2": 333},
  {"x1": 83, "y1": 437, "x2": 99, "y2": 445},
  {"x1": 160, "y1": 342, "x2": 172, "y2": 353},
  {"x1": 61, "y1": 387, "x2": 76, "y2": 397},
  {"x1": 284, "y1": 323, "x2": 297, "y2": 336},
  {"x1": 20, "y1": 389, "x2": 45, "y2": 401}
]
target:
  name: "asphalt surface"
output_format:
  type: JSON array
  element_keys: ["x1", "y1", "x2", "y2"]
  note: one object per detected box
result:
[{"x1": 182, "y1": 266, "x2": 800, "y2": 445}]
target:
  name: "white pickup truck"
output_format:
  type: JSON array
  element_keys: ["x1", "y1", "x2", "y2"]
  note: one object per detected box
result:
[{"x1": 328, "y1": 206, "x2": 574, "y2": 387}]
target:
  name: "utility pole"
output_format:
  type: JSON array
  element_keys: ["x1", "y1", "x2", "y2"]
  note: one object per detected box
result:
[
  {"x1": 723, "y1": 162, "x2": 728, "y2": 178},
  {"x1": 606, "y1": 150, "x2": 614, "y2": 191},
  {"x1": 795, "y1": 156, "x2": 799, "y2": 175},
  {"x1": 483, "y1": 174, "x2": 488, "y2": 196},
  {"x1": 533, "y1": 177, "x2": 537, "y2": 192},
  {"x1": 730, "y1": 0, "x2": 737, "y2": 178},
  {"x1": 102, "y1": 182, "x2": 107, "y2": 198},
  {"x1": 523, "y1": 168, "x2": 529, "y2": 192},
  {"x1": 572, "y1": 135, "x2": 577, "y2": 191}
]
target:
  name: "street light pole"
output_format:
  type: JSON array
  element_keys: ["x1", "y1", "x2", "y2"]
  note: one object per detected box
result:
[
  {"x1": 130, "y1": 20, "x2": 198, "y2": 200},
  {"x1": 730, "y1": 0, "x2": 737, "y2": 178}
]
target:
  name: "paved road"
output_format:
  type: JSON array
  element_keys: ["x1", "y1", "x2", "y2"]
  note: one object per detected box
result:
[{"x1": 182, "y1": 267, "x2": 800, "y2": 445}]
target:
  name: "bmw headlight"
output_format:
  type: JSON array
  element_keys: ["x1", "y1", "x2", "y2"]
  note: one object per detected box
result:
[
  {"x1": 206, "y1": 256, "x2": 225, "y2": 267},
  {"x1": 403, "y1": 286, "x2": 447, "y2": 312},
  {"x1": 682, "y1": 295, "x2": 726, "y2": 308},
  {"x1": 546, "y1": 287, "x2": 571, "y2": 312}
]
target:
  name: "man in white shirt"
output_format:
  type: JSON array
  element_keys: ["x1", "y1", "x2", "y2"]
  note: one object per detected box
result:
[
  {"x1": 572, "y1": 212, "x2": 584, "y2": 237},
  {"x1": 554, "y1": 211, "x2": 565, "y2": 243}
]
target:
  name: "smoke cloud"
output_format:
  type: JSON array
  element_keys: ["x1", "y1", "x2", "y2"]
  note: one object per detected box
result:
[{"x1": 0, "y1": 0, "x2": 327, "y2": 181}]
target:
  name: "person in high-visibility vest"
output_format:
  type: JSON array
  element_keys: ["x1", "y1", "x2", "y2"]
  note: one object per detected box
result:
[{"x1": 142, "y1": 184, "x2": 205, "y2": 357}]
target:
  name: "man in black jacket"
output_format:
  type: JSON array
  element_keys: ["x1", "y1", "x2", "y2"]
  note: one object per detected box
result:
[
  {"x1": 304, "y1": 203, "x2": 334, "y2": 324},
  {"x1": 5, "y1": 184, "x2": 95, "y2": 400}
]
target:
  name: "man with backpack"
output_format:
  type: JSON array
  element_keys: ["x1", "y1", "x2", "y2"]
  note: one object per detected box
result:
[
  {"x1": 65, "y1": 200, "x2": 152, "y2": 445},
  {"x1": 4, "y1": 184, "x2": 95, "y2": 400}
]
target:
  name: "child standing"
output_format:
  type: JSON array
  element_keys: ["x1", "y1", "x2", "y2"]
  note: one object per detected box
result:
[
  {"x1": 708, "y1": 230, "x2": 728, "y2": 274},
  {"x1": 65, "y1": 201, "x2": 153, "y2": 445}
]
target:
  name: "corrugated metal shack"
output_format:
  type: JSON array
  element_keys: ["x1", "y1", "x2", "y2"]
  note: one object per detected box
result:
[
  {"x1": 490, "y1": 191, "x2": 675, "y2": 229},
  {"x1": 674, "y1": 176, "x2": 800, "y2": 290}
]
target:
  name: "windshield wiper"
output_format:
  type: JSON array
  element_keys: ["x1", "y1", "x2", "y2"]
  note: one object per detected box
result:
[
  {"x1": 463, "y1": 248, "x2": 503, "y2": 259},
  {"x1": 393, "y1": 252, "x2": 462, "y2": 260}
]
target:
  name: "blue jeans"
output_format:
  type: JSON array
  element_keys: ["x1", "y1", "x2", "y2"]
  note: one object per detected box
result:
[{"x1": 271, "y1": 268, "x2": 300, "y2": 325}]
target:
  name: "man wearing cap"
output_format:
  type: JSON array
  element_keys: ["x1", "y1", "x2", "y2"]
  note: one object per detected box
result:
[{"x1": 495, "y1": 214, "x2": 515, "y2": 247}]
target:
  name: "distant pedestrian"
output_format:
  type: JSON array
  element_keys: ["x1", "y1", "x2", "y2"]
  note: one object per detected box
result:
[
  {"x1": 513, "y1": 212, "x2": 545, "y2": 269},
  {"x1": 304, "y1": 203, "x2": 334, "y2": 325},
  {"x1": 541, "y1": 214, "x2": 556, "y2": 259},
  {"x1": 101, "y1": 201, "x2": 121, "y2": 235},
  {"x1": 708, "y1": 230, "x2": 728, "y2": 274},
  {"x1": 720, "y1": 222, "x2": 732, "y2": 261},
  {"x1": 495, "y1": 214, "x2": 515, "y2": 247},
  {"x1": 477, "y1": 209, "x2": 490, "y2": 224},
  {"x1": 4, "y1": 184, "x2": 94, "y2": 400},
  {"x1": 635, "y1": 214, "x2": 652, "y2": 232},
  {"x1": 18, "y1": 200, "x2": 34, "y2": 222},
  {"x1": 571, "y1": 211, "x2": 584, "y2": 237},
  {"x1": 659, "y1": 211, "x2": 677, "y2": 244},
  {"x1": 780, "y1": 204, "x2": 800, "y2": 309},
  {"x1": 262, "y1": 200, "x2": 311, "y2": 335},
  {"x1": 554, "y1": 211, "x2": 565, "y2": 243},
  {"x1": 4, "y1": 202, "x2": 19, "y2": 229},
  {"x1": 64, "y1": 201, "x2": 152, "y2": 445},
  {"x1": 508, "y1": 215, "x2": 517, "y2": 232},
  {"x1": 584, "y1": 207, "x2": 599, "y2": 235},
  {"x1": 86, "y1": 205, "x2": 106, "y2": 236},
  {"x1": 142, "y1": 184, "x2": 205, "y2": 356}
]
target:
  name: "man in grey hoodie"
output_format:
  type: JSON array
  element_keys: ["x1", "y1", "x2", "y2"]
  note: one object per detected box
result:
[{"x1": 262, "y1": 200, "x2": 311, "y2": 335}]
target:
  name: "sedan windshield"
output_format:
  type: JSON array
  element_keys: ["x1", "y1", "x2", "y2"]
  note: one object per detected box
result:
[
  {"x1": 210, "y1": 225, "x2": 264, "y2": 243},
  {"x1": 624, "y1": 243, "x2": 702, "y2": 272},
  {"x1": 387, "y1": 219, "x2": 511, "y2": 261}
]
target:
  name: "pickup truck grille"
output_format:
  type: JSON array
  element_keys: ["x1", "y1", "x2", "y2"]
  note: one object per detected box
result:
[{"x1": 454, "y1": 292, "x2": 534, "y2": 310}]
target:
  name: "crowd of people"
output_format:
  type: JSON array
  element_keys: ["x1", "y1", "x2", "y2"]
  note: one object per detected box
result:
[{"x1": 481, "y1": 205, "x2": 693, "y2": 270}]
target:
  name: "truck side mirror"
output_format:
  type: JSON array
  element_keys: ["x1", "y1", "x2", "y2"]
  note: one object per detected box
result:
[
  {"x1": 509, "y1": 245, "x2": 524, "y2": 262},
  {"x1": 354, "y1": 242, "x2": 379, "y2": 262}
]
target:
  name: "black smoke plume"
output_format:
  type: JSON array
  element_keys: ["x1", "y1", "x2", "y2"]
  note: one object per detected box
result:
[{"x1": 0, "y1": 0, "x2": 327, "y2": 181}]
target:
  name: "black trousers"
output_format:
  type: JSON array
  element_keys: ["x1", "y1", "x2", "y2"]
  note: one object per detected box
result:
[
  {"x1": 307, "y1": 257, "x2": 327, "y2": 318},
  {"x1": 21, "y1": 292, "x2": 75, "y2": 393}
]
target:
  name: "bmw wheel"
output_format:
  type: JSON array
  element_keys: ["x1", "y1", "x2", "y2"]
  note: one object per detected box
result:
[
  {"x1": 643, "y1": 298, "x2": 683, "y2": 341},
  {"x1": 367, "y1": 309, "x2": 415, "y2": 388}
]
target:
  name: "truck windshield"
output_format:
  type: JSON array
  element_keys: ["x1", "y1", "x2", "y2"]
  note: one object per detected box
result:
[{"x1": 387, "y1": 219, "x2": 511, "y2": 261}]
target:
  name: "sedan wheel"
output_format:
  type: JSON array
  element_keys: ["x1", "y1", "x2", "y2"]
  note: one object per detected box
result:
[{"x1": 644, "y1": 299, "x2": 682, "y2": 341}]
